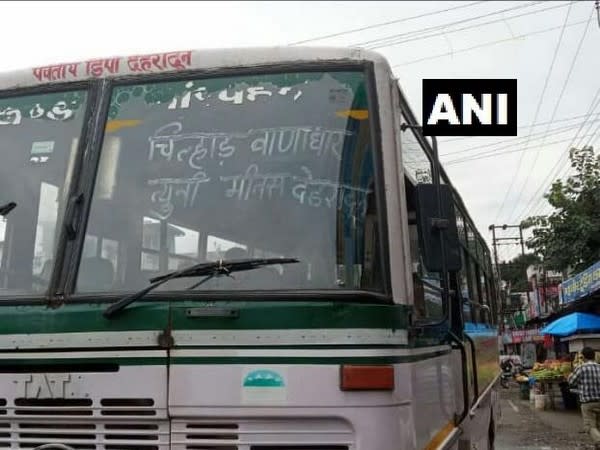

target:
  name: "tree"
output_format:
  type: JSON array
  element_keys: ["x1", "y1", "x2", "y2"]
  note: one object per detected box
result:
[
  {"x1": 499, "y1": 253, "x2": 540, "y2": 292},
  {"x1": 522, "y1": 146, "x2": 600, "y2": 273}
]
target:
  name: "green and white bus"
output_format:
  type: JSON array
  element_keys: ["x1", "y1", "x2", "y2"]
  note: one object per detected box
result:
[{"x1": 0, "y1": 47, "x2": 499, "y2": 450}]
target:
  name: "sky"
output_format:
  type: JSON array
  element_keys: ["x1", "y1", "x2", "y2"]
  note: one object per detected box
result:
[{"x1": 1, "y1": 0, "x2": 599, "y2": 263}]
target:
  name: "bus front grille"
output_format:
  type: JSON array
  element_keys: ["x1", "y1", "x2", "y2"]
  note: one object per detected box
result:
[
  {"x1": 171, "y1": 419, "x2": 353, "y2": 450},
  {"x1": 0, "y1": 397, "x2": 160, "y2": 418},
  {"x1": 0, "y1": 420, "x2": 169, "y2": 449}
]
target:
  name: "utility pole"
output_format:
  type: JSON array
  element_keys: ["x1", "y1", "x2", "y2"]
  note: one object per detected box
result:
[
  {"x1": 489, "y1": 224, "x2": 527, "y2": 268},
  {"x1": 519, "y1": 225, "x2": 526, "y2": 257},
  {"x1": 488, "y1": 225, "x2": 501, "y2": 330},
  {"x1": 489, "y1": 225, "x2": 500, "y2": 276},
  {"x1": 489, "y1": 224, "x2": 531, "y2": 330}
]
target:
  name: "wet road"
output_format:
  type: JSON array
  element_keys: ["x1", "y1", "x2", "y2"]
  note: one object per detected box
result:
[{"x1": 496, "y1": 385, "x2": 597, "y2": 450}]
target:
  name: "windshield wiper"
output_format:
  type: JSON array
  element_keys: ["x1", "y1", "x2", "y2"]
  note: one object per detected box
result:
[
  {"x1": 0, "y1": 202, "x2": 17, "y2": 216},
  {"x1": 103, "y1": 257, "x2": 299, "y2": 318}
]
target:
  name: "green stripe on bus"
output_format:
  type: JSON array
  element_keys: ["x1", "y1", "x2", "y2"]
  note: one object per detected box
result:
[
  {"x1": 170, "y1": 301, "x2": 410, "y2": 330},
  {"x1": 0, "y1": 301, "x2": 410, "y2": 335}
]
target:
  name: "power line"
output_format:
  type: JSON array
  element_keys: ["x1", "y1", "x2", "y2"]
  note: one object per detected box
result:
[
  {"x1": 583, "y1": 118, "x2": 600, "y2": 147},
  {"x1": 522, "y1": 92, "x2": 600, "y2": 219},
  {"x1": 551, "y1": 108, "x2": 600, "y2": 182},
  {"x1": 511, "y1": 11, "x2": 600, "y2": 221},
  {"x1": 356, "y1": 1, "x2": 547, "y2": 49},
  {"x1": 440, "y1": 117, "x2": 600, "y2": 157},
  {"x1": 443, "y1": 133, "x2": 597, "y2": 165},
  {"x1": 287, "y1": 1, "x2": 486, "y2": 45},
  {"x1": 515, "y1": 86, "x2": 600, "y2": 220},
  {"x1": 440, "y1": 113, "x2": 599, "y2": 143},
  {"x1": 442, "y1": 120, "x2": 597, "y2": 155},
  {"x1": 553, "y1": 114, "x2": 600, "y2": 185},
  {"x1": 575, "y1": 108, "x2": 600, "y2": 148},
  {"x1": 506, "y1": 6, "x2": 595, "y2": 224},
  {"x1": 363, "y1": 2, "x2": 570, "y2": 50},
  {"x1": 391, "y1": 18, "x2": 589, "y2": 67},
  {"x1": 497, "y1": 3, "x2": 574, "y2": 224},
  {"x1": 369, "y1": 2, "x2": 569, "y2": 50},
  {"x1": 494, "y1": 6, "x2": 575, "y2": 222},
  {"x1": 518, "y1": 51, "x2": 598, "y2": 218}
]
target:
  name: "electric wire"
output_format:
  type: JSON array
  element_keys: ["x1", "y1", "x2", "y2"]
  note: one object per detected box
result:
[
  {"x1": 391, "y1": 19, "x2": 589, "y2": 67},
  {"x1": 440, "y1": 119, "x2": 600, "y2": 157},
  {"x1": 551, "y1": 110, "x2": 600, "y2": 182},
  {"x1": 575, "y1": 107, "x2": 600, "y2": 148},
  {"x1": 505, "y1": 6, "x2": 594, "y2": 224},
  {"x1": 494, "y1": 8, "x2": 576, "y2": 223},
  {"x1": 443, "y1": 133, "x2": 597, "y2": 165},
  {"x1": 287, "y1": 1, "x2": 486, "y2": 45},
  {"x1": 515, "y1": 86, "x2": 600, "y2": 220},
  {"x1": 441, "y1": 114, "x2": 598, "y2": 143},
  {"x1": 356, "y1": 1, "x2": 545, "y2": 49},
  {"x1": 360, "y1": 2, "x2": 569, "y2": 50}
]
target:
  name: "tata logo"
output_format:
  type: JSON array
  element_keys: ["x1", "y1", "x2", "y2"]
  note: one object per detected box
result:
[
  {"x1": 422, "y1": 79, "x2": 517, "y2": 136},
  {"x1": 12, "y1": 374, "x2": 72, "y2": 398}
]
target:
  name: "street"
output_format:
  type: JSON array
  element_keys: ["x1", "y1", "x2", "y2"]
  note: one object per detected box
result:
[{"x1": 496, "y1": 384, "x2": 597, "y2": 450}]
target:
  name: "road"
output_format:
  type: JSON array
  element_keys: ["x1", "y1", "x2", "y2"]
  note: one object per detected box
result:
[{"x1": 496, "y1": 384, "x2": 597, "y2": 450}]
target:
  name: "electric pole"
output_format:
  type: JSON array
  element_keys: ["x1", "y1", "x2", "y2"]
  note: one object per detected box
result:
[{"x1": 489, "y1": 224, "x2": 531, "y2": 330}]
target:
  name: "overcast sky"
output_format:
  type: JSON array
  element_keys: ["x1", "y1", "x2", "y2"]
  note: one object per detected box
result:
[{"x1": 2, "y1": 0, "x2": 598, "y2": 262}]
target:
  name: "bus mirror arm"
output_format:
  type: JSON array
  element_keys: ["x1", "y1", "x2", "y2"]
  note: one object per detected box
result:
[
  {"x1": 447, "y1": 330, "x2": 470, "y2": 426},
  {"x1": 464, "y1": 332, "x2": 479, "y2": 402}
]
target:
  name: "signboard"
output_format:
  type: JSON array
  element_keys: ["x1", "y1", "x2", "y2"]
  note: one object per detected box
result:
[
  {"x1": 503, "y1": 328, "x2": 543, "y2": 344},
  {"x1": 514, "y1": 312, "x2": 525, "y2": 327},
  {"x1": 512, "y1": 330, "x2": 524, "y2": 344},
  {"x1": 560, "y1": 260, "x2": 600, "y2": 304},
  {"x1": 529, "y1": 290, "x2": 540, "y2": 318}
]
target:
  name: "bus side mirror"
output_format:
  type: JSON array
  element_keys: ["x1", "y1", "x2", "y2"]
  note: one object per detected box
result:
[{"x1": 415, "y1": 184, "x2": 462, "y2": 273}]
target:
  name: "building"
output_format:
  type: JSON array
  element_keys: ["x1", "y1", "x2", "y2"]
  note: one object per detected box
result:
[{"x1": 526, "y1": 265, "x2": 563, "y2": 320}]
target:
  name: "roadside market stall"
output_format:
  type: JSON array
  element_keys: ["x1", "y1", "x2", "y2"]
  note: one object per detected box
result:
[
  {"x1": 527, "y1": 359, "x2": 573, "y2": 409},
  {"x1": 533, "y1": 311, "x2": 600, "y2": 410}
]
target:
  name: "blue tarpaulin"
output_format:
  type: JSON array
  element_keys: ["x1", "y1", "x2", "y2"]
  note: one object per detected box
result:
[{"x1": 540, "y1": 312, "x2": 600, "y2": 337}]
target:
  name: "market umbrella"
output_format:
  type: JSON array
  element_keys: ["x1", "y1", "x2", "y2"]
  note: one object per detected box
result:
[{"x1": 540, "y1": 312, "x2": 600, "y2": 337}]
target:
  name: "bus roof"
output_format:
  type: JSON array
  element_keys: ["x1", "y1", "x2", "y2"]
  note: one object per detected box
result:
[{"x1": 0, "y1": 46, "x2": 391, "y2": 92}]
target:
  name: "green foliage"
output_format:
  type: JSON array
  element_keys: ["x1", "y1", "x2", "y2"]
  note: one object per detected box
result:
[
  {"x1": 499, "y1": 253, "x2": 540, "y2": 291},
  {"x1": 522, "y1": 146, "x2": 600, "y2": 273}
]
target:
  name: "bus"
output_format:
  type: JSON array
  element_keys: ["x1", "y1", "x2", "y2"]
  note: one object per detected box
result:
[{"x1": 0, "y1": 47, "x2": 499, "y2": 450}]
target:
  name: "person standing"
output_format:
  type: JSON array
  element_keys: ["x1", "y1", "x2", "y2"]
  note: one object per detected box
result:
[{"x1": 568, "y1": 347, "x2": 600, "y2": 446}]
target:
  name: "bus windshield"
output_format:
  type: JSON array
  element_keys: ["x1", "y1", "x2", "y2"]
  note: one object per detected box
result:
[
  {"x1": 77, "y1": 69, "x2": 384, "y2": 293},
  {"x1": 0, "y1": 90, "x2": 88, "y2": 296}
]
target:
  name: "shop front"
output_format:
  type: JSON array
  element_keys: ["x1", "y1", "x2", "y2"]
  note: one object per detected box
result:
[{"x1": 502, "y1": 328, "x2": 547, "y2": 368}]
